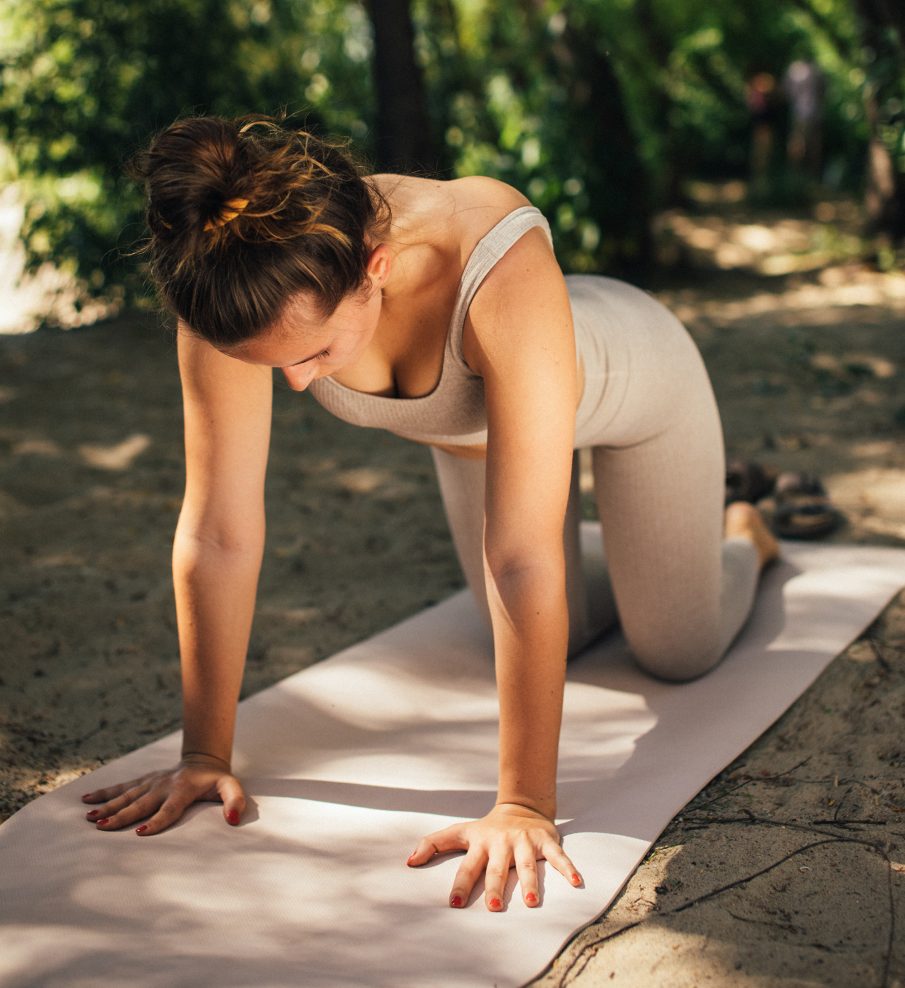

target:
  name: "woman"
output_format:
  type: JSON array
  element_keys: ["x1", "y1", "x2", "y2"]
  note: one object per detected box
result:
[{"x1": 81, "y1": 115, "x2": 778, "y2": 912}]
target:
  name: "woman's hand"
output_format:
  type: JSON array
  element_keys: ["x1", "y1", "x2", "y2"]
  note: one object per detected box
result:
[
  {"x1": 407, "y1": 803, "x2": 582, "y2": 910},
  {"x1": 80, "y1": 753, "x2": 246, "y2": 835}
]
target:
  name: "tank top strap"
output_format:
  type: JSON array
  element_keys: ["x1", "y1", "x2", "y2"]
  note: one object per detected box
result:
[{"x1": 446, "y1": 205, "x2": 554, "y2": 369}]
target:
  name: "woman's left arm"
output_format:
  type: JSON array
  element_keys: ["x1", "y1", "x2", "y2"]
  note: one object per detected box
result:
[{"x1": 408, "y1": 227, "x2": 582, "y2": 909}]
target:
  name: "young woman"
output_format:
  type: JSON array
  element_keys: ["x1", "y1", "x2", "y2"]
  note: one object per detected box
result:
[{"x1": 81, "y1": 115, "x2": 778, "y2": 912}]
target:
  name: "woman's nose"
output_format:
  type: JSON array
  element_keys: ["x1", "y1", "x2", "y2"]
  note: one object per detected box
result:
[{"x1": 281, "y1": 363, "x2": 317, "y2": 391}]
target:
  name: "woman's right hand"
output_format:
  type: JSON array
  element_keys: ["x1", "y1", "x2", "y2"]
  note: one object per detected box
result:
[{"x1": 80, "y1": 754, "x2": 246, "y2": 835}]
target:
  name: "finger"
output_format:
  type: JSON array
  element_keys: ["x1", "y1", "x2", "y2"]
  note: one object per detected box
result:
[
  {"x1": 406, "y1": 826, "x2": 465, "y2": 867},
  {"x1": 216, "y1": 775, "x2": 246, "y2": 826},
  {"x1": 483, "y1": 844, "x2": 512, "y2": 912},
  {"x1": 85, "y1": 782, "x2": 152, "y2": 823},
  {"x1": 95, "y1": 791, "x2": 165, "y2": 832},
  {"x1": 133, "y1": 793, "x2": 194, "y2": 837},
  {"x1": 543, "y1": 840, "x2": 582, "y2": 887},
  {"x1": 449, "y1": 848, "x2": 488, "y2": 909},
  {"x1": 81, "y1": 779, "x2": 141, "y2": 804},
  {"x1": 514, "y1": 836, "x2": 540, "y2": 907}
]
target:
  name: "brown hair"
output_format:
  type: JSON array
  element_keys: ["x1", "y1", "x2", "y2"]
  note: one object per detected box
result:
[{"x1": 127, "y1": 114, "x2": 392, "y2": 347}]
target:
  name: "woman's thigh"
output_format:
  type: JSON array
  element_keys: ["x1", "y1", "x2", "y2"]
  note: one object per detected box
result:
[{"x1": 589, "y1": 379, "x2": 728, "y2": 679}]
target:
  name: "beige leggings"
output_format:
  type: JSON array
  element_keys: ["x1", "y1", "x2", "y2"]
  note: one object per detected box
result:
[{"x1": 430, "y1": 283, "x2": 760, "y2": 682}]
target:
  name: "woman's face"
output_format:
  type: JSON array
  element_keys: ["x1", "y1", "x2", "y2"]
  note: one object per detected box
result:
[{"x1": 224, "y1": 246, "x2": 390, "y2": 392}]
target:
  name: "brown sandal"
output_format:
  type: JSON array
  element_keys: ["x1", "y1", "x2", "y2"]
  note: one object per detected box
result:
[{"x1": 772, "y1": 472, "x2": 845, "y2": 540}]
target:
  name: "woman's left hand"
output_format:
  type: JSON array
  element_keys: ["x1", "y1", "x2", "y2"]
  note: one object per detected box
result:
[{"x1": 406, "y1": 803, "x2": 582, "y2": 910}]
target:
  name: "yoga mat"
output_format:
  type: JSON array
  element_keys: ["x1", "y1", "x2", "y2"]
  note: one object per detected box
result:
[{"x1": 1, "y1": 532, "x2": 903, "y2": 988}]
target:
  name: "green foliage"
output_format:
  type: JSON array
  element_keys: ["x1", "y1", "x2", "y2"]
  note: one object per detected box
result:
[
  {"x1": 0, "y1": 0, "x2": 898, "y2": 305},
  {"x1": 0, "y1": 0, "x2": 375, "y2": 301}
]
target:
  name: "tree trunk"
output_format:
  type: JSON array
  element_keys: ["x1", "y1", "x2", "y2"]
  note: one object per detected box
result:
[
  {"x1": 855, "y1": 0, "x2": 905, "y2": 241},
  {"x1": 545, "y1": 8, "x2": 653, "y2": 269},
  {"x1": 364, "y1": 0, "x2": 440, "y2": 174}
]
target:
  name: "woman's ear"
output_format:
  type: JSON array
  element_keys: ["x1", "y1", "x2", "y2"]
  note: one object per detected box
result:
[{"x1": 366, "y1": 243, "x2": 392, "y2": 290}]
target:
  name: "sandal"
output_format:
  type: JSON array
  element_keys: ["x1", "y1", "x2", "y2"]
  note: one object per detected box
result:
[
  {"x1": 771, "y1": 471, "x2": 845, "y2": 540},
  {"x1": 725, "y1": 459, "x2": 777, "y2": 506}
]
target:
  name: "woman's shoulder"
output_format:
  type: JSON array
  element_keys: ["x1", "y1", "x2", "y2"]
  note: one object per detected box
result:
[
  {"x1": 449, "y1": 175, "x2": 532, "y2": 208},
  {"x1": 371, "y1": 173, "x2": 533, "y2": 255},
  {"x1": 371, "y1": 172, "x2": 530, "y2": 211},
  {"x1": 443, "y1": 177, "x2": 536, "y2": 272}
]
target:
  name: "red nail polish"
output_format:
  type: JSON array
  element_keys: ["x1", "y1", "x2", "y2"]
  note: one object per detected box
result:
[
  {"x1": 135, "y1": 825, "x2": 148, "y2": 834},
  {"x1": 96, "y1": 818, "x2": 109, "y2": 826},
  {"x1": 525, "y1": 892, "x2": 538, "y2": 904},
  {"x1": 571, "y1": 872, "x2": 582, "y2": 885},
  {"x1": 226, "y1": 809, "x2": 240, "y2": 826},
  {"x1": 86, "y1": 810, "x2": 99, "y2": 818},
  {"x1": 450, "y1": 894, "x2": 462, "y2": 908},
  {"x1": 489, "y1": 897, "x2": 502, "y2": 910}
]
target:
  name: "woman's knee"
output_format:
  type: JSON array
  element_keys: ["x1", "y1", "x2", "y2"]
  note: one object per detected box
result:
[{"x1": 625, "y1": 622, "x2": 724, "y2": 683}]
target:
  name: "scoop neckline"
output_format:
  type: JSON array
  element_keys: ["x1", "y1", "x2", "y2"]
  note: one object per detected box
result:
[{"x1": 310, "y1": 205, "x2": 545, "y2": 405}]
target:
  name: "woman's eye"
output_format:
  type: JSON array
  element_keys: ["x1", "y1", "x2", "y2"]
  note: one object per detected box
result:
[{"x1": 315, "y1": 349, "x2": 330, "y2": 361}]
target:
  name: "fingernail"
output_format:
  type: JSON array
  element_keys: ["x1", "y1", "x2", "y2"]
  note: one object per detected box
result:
[
  {"x1": 96, "y1": 818, "x2": 109, "y2": 826},
  {"x1": 82, "y1": 793, "x2": 93, "y2": 800},
  {"x1": 86, "y1": 810, "x2": 100, "y2": 818},
  {"x1": 525, "y1": 892, "x2": 538, "y2": 905},
  {"x1": 571, "y1": 872, "x2": 582, "y2": 885},
  {"x1": 489, "y1": 897, "x2": 502, "y2": 910},
  {"x1": 226, "y1": 809, "x2": 240, "y2": 826},
  {"x1": 135, "y1": 825, "x2": 148, "y2": 835},
  {"x1": 449, "y1": 894, "x2": 463, "y2": 908}
]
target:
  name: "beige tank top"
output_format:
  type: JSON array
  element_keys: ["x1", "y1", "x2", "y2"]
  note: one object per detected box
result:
[{"x1": 307, "y1": 205, "x2": 553, "y2": 446}]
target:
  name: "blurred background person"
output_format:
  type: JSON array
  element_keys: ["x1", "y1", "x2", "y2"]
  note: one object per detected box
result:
[
  {"x1": 746, "y1": 71, "x2": 784, "y2": 200},
  {"x1": 784, "y1": 58, "x2": 825, "y2": 181}
]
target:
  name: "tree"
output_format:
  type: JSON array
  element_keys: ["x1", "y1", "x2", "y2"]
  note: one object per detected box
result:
[
  {"x1": 855, "y1": 0, "x2": 905, "y2": 240},
  {"x1": 0, "y1": 0, "x2": 375, "y2": 304},
  {"x1": 364, "y1": 0, "x2": 440, "y2": 173}
]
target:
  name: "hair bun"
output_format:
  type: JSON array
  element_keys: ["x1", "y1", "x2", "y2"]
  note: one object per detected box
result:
[
  {"x1": 139, "y1": 116, "x2": 250, "y2": 240},
  {"x1": 129, "y1": 113, "x2": 392, "y2": 347}
]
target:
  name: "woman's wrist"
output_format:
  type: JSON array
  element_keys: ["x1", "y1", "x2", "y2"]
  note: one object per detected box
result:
[
  {"x1": 180, "y1": 750, "x2": 232, "y2": 771},
  {"x1": 493, "y1": 799, "x2": 556, "y2": 823}
]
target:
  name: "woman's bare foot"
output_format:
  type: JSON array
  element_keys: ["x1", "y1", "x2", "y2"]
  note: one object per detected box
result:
[{"x1": 724, "y1": 501, "x2": 780, "y2": 571}]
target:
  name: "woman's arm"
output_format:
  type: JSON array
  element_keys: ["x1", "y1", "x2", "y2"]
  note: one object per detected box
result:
[
  {"x1": 82, "y1": 323, "x2": 273, "y2": 833},
  {"x1": 408, "y1": 227, "x2": 582, "y2": 907},
  {"x1": 174, "y1": 325, "x2": 273, "y2": 768},
  {"x1": 474, "y1": 229, "x2": 577, "y2": 820}
]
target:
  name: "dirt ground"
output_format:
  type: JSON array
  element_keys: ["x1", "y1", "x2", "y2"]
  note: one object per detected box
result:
[{"x1": 1, "y1": 189, "x2": 904, "y2": 986}]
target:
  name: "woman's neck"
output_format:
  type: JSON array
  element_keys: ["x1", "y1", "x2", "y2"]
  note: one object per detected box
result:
[{"x1": 366, "y1": 174, "x2": 459, "y2": 304}]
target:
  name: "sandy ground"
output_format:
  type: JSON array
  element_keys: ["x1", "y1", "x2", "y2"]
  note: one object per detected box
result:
[{"x1": 1, "y1": 193, "x2": 904, "y2": 986}]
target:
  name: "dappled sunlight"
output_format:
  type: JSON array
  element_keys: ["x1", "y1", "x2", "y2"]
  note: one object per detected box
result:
[
  {"x1": 829, "y1": 467, "x2": 905, "y2": 541},
  {"x1": 77, "y1": 432, "x2": 151, "y2": 470},
  {"x1": 809, "y1": 351, "x2": 896, "y2": 380},
  {"x1": 667, "y1": 273, "x2": 905, "y2": 327},
  {"x1": 11, "y1": 437, "x2": 63, "y2": 457},
  {"x1": 656, "y1": 209, "x2": 869, "y2": 276},
  {"x1": 31, "y1": 551, "x2": 86, "y2": 569},
  {"x1": 336, "y1": 466, "x2": 387, "y2": 493},
  {"x1": 256, "y1": 605, "x2": 323, "y2": 626}
]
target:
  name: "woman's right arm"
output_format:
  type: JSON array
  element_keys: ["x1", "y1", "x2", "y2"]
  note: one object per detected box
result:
[{"x1": 82, "y1": 323, "x2": 274, "y2": 834}]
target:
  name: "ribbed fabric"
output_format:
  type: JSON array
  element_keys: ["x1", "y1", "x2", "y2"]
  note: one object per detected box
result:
[
  {"x1": 308, "y1": 205, "x2": 554, "y2": 446},
  {"x1": 431, "y1": 277, "x2": 762, "y2": 681}
]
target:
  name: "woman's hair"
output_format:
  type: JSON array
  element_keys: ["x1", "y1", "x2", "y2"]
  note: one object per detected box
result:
[{"x1": 127, "y1": 114, "x2": 392, "y2": 347}]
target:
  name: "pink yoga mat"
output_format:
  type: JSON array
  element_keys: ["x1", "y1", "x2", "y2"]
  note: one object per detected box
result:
[{"x1": 1, "y1": 533, "x2": 903, "y2": 987}]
